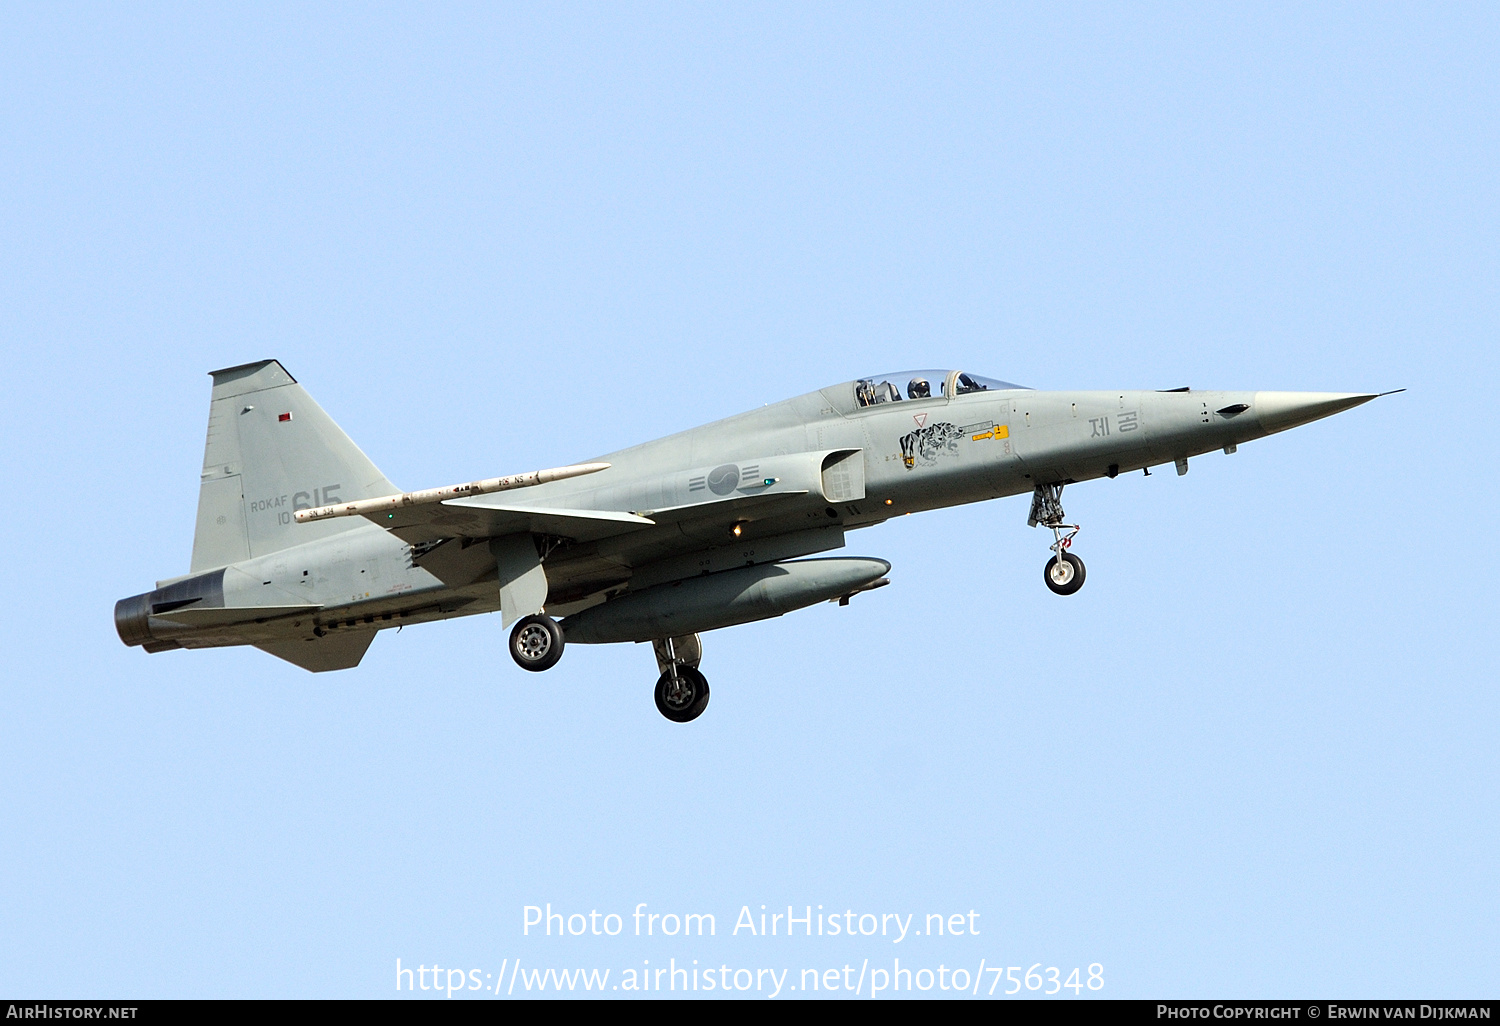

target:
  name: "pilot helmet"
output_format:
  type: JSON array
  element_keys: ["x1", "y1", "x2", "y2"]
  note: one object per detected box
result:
[{"x1": 907, "y1": 378, "x2": 931, "y2": 399}]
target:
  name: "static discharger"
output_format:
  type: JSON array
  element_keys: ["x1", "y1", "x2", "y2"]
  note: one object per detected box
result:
[{"x1": 293, "y1": 462, "x2": 613, "y2": 523}]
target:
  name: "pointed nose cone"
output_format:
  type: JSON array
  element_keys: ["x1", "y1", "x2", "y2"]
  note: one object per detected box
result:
[{"x1": 1254, "y1": 392, "x2": 1379, "y2": 435}]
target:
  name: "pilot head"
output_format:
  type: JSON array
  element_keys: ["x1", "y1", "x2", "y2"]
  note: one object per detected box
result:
[{"x1": 907, "y1": 378, "x2": 931, "y2": 399}]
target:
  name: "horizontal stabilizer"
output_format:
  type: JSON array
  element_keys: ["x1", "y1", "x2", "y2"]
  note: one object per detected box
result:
[
  {"x1": 256, "y1": 632, "x2": 374, "y2": 672},
  {"x1": 372, "y1": 502, "x2": 655, "y2": 545},
  {"x1": 153, "y1": 604, "x2": 321, "y2": 627}
]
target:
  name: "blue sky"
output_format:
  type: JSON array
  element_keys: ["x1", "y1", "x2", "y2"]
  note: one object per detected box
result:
[{"x1": 1, "y1": 2, "x2": 1495, "y2": 998}]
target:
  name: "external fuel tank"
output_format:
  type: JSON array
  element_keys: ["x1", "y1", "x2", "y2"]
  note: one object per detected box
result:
[{"x1": 562, "y1": 557, "x2": 892, "y2": 644}]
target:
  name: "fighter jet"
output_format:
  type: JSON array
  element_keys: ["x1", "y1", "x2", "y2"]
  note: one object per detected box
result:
[{"x1": 116, "y1": 360, "x2": 1394, "y2": 721}]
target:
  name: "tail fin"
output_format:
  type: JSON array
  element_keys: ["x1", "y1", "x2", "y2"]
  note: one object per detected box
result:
[{"x1": 190, "y1": 360, "x2": 398, "y2": 572}]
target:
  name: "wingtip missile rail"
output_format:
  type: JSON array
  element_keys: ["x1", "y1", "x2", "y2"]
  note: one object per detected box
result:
[{"x1": 293, "y1": 461, "x2": 613, "y2": 523}]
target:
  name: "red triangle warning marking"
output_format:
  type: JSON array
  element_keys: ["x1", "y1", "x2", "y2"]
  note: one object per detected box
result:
[{"x1": 913, "y1": 413, "x2": 927, "y2": 428}]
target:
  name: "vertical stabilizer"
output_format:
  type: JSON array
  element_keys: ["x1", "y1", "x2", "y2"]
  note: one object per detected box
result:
[{"x1": 190, "y1": 360, "x2": 398, "y2": 572}]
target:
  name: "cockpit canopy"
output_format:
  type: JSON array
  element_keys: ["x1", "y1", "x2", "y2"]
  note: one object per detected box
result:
[{"x1": 852, "y1": 369, "x2": 1026, "y2": 408}]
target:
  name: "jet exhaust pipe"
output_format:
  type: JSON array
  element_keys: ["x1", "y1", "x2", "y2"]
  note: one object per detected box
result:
[
  {"x1": 114, "y1": 593, "x2": 187, "y2": 653},
  {"x1": 114, "y1": 569, "x2": 227, "y2": 653},
  {"x1": 562, "y1": 557, "x2": 892, "y2": 644},
  {"x1": 113, "y1": 592, "x2": 156, "y2": 648}
]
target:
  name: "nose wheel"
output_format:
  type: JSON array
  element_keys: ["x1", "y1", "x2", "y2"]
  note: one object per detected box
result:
[
  {"x1": 1030, "y1": 483, "x2": 1086, "y2": 596},
  {"x1": 1045, "y1": 551, "x2": 1086, "y2": 595}
]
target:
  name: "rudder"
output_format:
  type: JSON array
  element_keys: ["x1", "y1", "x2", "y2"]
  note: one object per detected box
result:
[{"x1": 190, "y1": 360, "x2": 398, "y2": 572}]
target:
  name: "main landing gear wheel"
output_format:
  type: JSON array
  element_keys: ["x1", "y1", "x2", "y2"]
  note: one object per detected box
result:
[
  {"x1": 655, "y1": 666, "x2": 710, "y2": 723},
  {"x1": 1044, "y1": 552, "x2": 1086, "y2": 596},
  {"x1": 509, "y1": 614, "x2": 564, "y2": 672}
]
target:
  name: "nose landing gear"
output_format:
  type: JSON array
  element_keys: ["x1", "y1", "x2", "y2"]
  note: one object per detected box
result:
[{"x1": 1029, "y1": 484, "x2": 1086, "y2": 596}]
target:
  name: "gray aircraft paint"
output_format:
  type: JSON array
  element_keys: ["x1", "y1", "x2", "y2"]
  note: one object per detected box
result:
[{"x1": 116, "y1": 360, "x2": 1389, "y2": 674}]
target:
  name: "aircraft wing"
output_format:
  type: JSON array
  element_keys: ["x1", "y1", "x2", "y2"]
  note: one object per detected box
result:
[
  {"x1": 638, "y1": 490, "x2": 812, "y2": 537},
  {"x1": 290, "y1": 460, "x2": 653, "y2": 545},
  {"x1": 297, "y1": 459, "x2": 814, "y2": 548},
  {"x1": 370, "y1": 501, "x2": 656, "y2": 545},
  {"x1": 640, "y1": 490, "x2": 810, "y2": 522}
]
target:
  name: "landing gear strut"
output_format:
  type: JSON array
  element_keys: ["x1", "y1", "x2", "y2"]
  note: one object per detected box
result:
[
  {"x1": 509, "y1": 614, "x2": 564, "y2": 671},
  {"x1": 652, "y1": 634, "x2": 709, "y2": 722},
  {"x1": 1029, "y1": 484, "x2": 1086, "y2": 596}
]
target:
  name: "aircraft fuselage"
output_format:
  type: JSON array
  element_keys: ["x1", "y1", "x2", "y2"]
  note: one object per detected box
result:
[{"x1": 115, "y1": 361, "x2": 1384, "y2": 717}]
